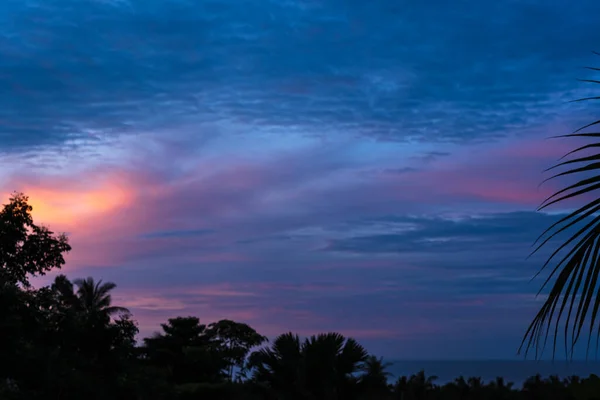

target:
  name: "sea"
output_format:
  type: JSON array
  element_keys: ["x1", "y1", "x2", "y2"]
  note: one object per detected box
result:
[{"x1": 385, "y1": 360, "x2": 600, "y2": 388}]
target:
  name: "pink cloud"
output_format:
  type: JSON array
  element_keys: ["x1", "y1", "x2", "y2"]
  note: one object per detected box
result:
[
  {"x1": 0, "y1": 157, "x2": 278, "y2": 269},
  {"x1": 186, "y1": 253, "x2": 253, "y2": 263},
  {"x1": 9, "y1": 133, "x2": 565, "y2": 272},
  {"x1": 106, "y1": 280, "x2": 437, "y2": 343},
  {"x1": 377, "y1": 136, "x2": 573, "y2": 208},
  {"x1": 255, "y1": 282, "x2": 353, "y2": 293},
  {"x1": 117, "y1": 296, "x2": 188, "y2": 312},
  {"x1": 0, "y1": 132, "x2": 573, "y2": 350},
  {"x1": 280, "y1": 319, "x2": 441, "y2": 341},
  {"x1": 177, "y1": 283, "x2": 261, "y2": 298},
  {"x1": 111, "y1": 283, "x2": 266, "y2": 337},
  {"x1": 432, "y1": 172, "x2": 548, "y2": 205}
]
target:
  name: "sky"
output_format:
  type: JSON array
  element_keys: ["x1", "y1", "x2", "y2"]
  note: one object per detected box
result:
[{"x1": 2, "y1": 0, "x2": 600, "y2": 360}]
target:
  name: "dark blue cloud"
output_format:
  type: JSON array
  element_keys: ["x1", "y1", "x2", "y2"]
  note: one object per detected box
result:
[
  {"x1": 314, "y1": 211, "x2": 577, "y2": 296},
  {"x1": 0, "y1": 0, "x2": 599, "y2": 154},
  {"x1": 322, "y1": 212, "x2": 555, "y2": 255}
]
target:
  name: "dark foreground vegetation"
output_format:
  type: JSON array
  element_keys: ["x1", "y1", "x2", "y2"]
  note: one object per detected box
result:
[{"x1": 2, "y1": 193, "x2": 600, "y2": 400}]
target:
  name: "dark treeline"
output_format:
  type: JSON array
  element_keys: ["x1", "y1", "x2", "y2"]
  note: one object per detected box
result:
[{"x1": 2, "y1": 193, "x2": 600, "y2": 400}]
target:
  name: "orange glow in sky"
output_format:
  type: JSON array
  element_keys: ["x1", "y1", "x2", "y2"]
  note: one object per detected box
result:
[{"x1": 2, "y1": 178, "x2": 133, "y2": 229}]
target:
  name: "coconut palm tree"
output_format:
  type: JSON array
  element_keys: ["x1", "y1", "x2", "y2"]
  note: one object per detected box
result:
[
  {"x1": 486, "y1": 377, "x2": 514, "y2": 400},
  {"x1": 523, "y1": 374, "x2": 546, "y2": 400},
  {"x1": 451, "y1": 376, "x2": 470, "y2": 400},
  {"x1": 488, "y1": 376, "x2": 514, "y2": 391},
  {"x1": 360, "y1": 355, "x2": 393, "y2": 387},
  {"x1": 249, "y1": 332, "x2": 368, "y2": 400},
  {"x1": 394, "y1": 376, "x2": 409, "y2": 400},
  {"x1": 466, "y1": 377, "x2": 484, "y2": 399},
  {"x1": 73, "y1": 277, "x2": 129, "y2": 323},
  {"x1": 521, "y1": 56, "x2": 600, "y2": 358},
  {"x1": 248, "y1": 332, "x2": 306, "y2": 397},
  {"x1": 408, "y1": 370, "x2": 437, "y2": 400}
]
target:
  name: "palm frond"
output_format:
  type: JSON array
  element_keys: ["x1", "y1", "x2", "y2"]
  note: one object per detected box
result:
[
  {"x1": 73, "y1": 276, "x2": 127, "y2": 318},
  {"x1": 520, "y1": 63, "x2": 600, "y2": 359}
]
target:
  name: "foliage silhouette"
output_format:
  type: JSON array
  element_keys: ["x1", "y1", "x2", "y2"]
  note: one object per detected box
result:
[
  {"x1": 0, "y1": 192, "x2": 70, "y2": 287},
  {"x1": 247, "y1": 331, "x2": 368, "y2": 400},
  {"x1": 73, "y1": 277, "x2": 130, "y2": 319},
  {"x1": 360, "y1": 355, "x2": 394, "y2": 393},
  {"x1": 206, "y1": 319, "x2": 268, "y2": 381},
  {"x1": 522, "y1": 55, "x2": 600, "y2": 359}
]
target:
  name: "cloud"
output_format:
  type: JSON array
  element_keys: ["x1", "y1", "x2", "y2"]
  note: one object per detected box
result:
[
  {"x1": 10, "y1": 133, "x2": 577, "y2": 309},
  {"x1": 31, "y1": 134, "x2": 560, "y2": 273},
  {"x1": 2, "y1": 0, "x2": 600, "y2": 358},
  {"x1": 137, "y1": 229, "x2": 215, "y2": 239},
  {"x1": 320, "y1": 212, "x2": 553, "y2": 259},
  {"x1": 1, "y1": 0, "x2": 599, "y2": 159}
]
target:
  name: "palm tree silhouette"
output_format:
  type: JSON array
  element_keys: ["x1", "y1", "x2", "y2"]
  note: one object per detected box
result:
[
  {"x1": 249, "y1": 332, "x2": 368, "y2": 400},
  {"x1": 390, "y1": 368, "x2": 440, "y2": 400},
  {"x1": 73, "y1": 277, "x2": 129, "y2": 323},
  {"x1": 521, "y1": 55, "x2": 600, "y2": 358},
  {"x1": 249, "y1": 332, "x2": 306, "y2": 397},
  {"x1": 487, "y1": 377, "x2": 514, "y2": 400},
  {"x1": 488, "y1": 376, "x2": 514, "y2": 391},
  {"x1": 360, "y1": 355, "x2": 393, "y2": 388},
  {"x1": 409, "y1": 370, "x2": 437, "y2": 389},
  {"x1": 394, "y1": 376, "x2": 409, "y2": 400}
]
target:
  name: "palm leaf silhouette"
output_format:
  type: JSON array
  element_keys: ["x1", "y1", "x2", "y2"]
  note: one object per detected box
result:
[
  {"x1": 73, "y1": 277, "x2": 129, "y2": 318},
  {"x1": 520, "y1": 57, "x2": 600, "y2": 359}
]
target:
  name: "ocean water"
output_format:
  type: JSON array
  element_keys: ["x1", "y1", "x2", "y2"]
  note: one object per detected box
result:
[{"x1": 386, "y1": 360, "x2": 600, "y2": 388}]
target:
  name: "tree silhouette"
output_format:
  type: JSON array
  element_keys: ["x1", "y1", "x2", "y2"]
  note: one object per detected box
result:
[
  {"x1": 248, "y1": 332, "x2": 305, "y2": 398},
  {"x1": 359, "y1": 355, "x2": 393, "y2": 396},
  {"x1": 487, "y1": 377, "x2": 515, "y2": 400},
  {"x1": 0, "y1": 192, "x2": 70, "y2": 287},
  {"x1": 249, "y1": 332, "x2": 368, "y2": 400},
  {"x1": 143, "y1": 316, "x2": 228, "y2": 385},
  {"x1": 394, "y1": 376, "x2": 410, "y2": 400},
  {"x1": 407, "y1": 370, "x2": 438, "y2": 400},
  {"x1": 73, "y1": 277, "x2": 129, "y2": 322},
  {"x1": 303, "y1": 332, "x2": 368, "y2": 400},
  {"x1": 206, "y1": 319, "x2": 267, "y2": 381}
]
